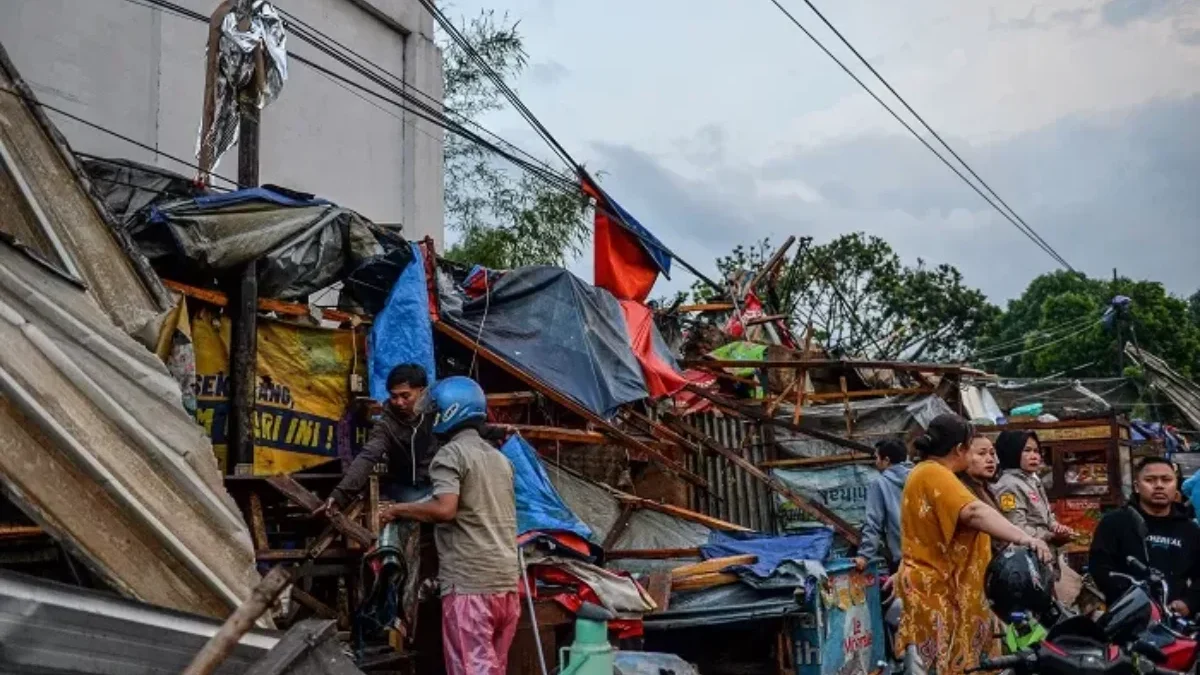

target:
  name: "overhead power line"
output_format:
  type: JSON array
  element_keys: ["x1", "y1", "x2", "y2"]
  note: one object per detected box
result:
[
  {"x1": 764, "y1": 0, "x2": 1077, "y2": 272},
  {"x1": 969, "y1": 319, "x2": 1100, "y2": 365}
]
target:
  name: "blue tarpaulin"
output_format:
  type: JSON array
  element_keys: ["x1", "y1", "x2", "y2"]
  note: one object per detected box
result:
[
  {"x1": 370, "y1": 242, "x2": 436, "y2": 401},
  {"x1": 700, "y1": 530, "x2": 833, "y2": 590},
  {"x1": 499, "y1": 434, "x2": 592, "y2": 540}
]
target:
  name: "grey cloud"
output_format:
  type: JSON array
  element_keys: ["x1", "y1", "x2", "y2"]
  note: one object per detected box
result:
[
  {"x1": 525, "y1": 60, "x2": 570, "y2": 87},
  {"x1": 589, "y1": 95, "x2": 1200, "y2": 302}
]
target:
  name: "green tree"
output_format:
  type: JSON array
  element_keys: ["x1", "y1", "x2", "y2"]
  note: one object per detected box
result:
[
  {"x1": 974, "y1": 272, "x2": 1200, "y2": 379},
  {"x1": 690, "y1": 233, "x2": 998, "y2": 361},
  {"x1": 439, "y1": 11, "x2": 588, "y2": 269}
]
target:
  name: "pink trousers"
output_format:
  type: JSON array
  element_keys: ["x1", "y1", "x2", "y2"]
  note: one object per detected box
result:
[{"x1": 442, "y1": 592, "x2": 521, "y2": 675}]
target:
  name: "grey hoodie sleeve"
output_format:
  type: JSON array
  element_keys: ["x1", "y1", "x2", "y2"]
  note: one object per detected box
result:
[
  {"x1": 858, "y1": 478, "x2": 887, "y2": 562},
  {"x1": 330, "y1": 424, "x2": 389, "y2": 508}
]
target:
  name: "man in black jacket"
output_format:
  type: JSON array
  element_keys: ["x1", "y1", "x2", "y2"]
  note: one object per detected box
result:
[
  {"x1": 323, "y1": 363, "x2": 508, "y2": 510},
  {"x1": 1089, "y1": 456, "x2": 1200, "y2": 616}
]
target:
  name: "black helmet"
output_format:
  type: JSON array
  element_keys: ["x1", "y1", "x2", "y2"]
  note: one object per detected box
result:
[{"x1": 985, "y1": 546, "x2": 1054, "y2": 621}]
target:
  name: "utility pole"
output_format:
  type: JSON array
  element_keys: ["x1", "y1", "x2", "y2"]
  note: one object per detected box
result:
[
  {"x1": 1114, "y1": 267, "x2": 1123, "y2": 375},
  {"x1": 227, "y1": 3, "x2": 264, "y2": 476}
]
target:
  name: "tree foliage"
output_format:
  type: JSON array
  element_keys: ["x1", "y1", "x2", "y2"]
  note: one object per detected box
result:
[
  {"x1": 975, "y1": 272, "x2": 1200, "y2": 379},
  {"x1": 690, "y1": 233, "x2": 998, "y2": 361},
  {"x1": 439, "y1": 11, "x2": 588, "y2": 269}
]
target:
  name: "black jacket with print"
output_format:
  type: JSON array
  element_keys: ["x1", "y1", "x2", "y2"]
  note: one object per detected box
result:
[{"x1": 1088, "y1": 501, "x2": 1200, "y2": 612}]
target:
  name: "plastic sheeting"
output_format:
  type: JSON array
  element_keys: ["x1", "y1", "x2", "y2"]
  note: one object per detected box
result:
[
  {"x1": 500, "y1": 435, "x2": 592, "y2": 540},
  {"x1": 772, "y1": 395, "x2": 938, "y2": 458},
  {"x1": 369, "y1": 242, "x2": 434, "y2": 401},
  {"x1": 700, "y1": 531, "x2": 830, "y2": 590},
  {"x1": 197, "y1": 0, "x2": 287, "y2": 177},
  {"x1": 546, "y1": 466, "x2": 713, "y2": 551},
  {"x1": 146, "y1": 187, "x2": 407, "y2": 301},
  {"x1": 82, "y1": 157, "x2": 206, "y2": 230},
  {"x1": 773, "y1": 464, "x2": 877, "y2": 532},
  {"x1": 438, "y1": 266, "x2": 652, "y2": 418},
  {"x1": 614, "y1": 652, "x2": 699, "y2": 675}
]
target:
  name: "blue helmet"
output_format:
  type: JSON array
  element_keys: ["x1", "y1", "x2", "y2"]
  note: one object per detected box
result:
[{"x1": 429, "y1": 376, "x2": 487, "y2": 434}]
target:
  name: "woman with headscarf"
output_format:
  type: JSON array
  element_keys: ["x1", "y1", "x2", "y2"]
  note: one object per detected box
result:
[
  {"x1": 896, "y1": 414, "x2": 1052, "y2": 675},
  {"x1": 993, "y1": 431, "x2": 1073, "y2": 549}
]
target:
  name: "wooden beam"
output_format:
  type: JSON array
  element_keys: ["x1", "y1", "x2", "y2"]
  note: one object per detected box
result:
[
  {"x1": 248, "y1": 492, "x2": 269, "y2": 553},
  {"x1": 602, "y1": 504, "x2": 637, "y2": 551},
  {"x1": 671, "y1": 554, "x2": 756, "y2": 580},
  {"x1": 665, "y1": 416, "x2": 862, "y2": 544},
  {"x1": 759, "y1": 454, "x2": 874, "y2": 469},
  {"x1": 434, "y1": 320, "x2": 707, "y2": 487},
  {"x1": 803, "y1": 386, "x2": 932, "y2": 403},
  {"x1": 686, "y1": 385, "x2": 876, "y2": 455},
  {"x1": 163, "y1": 279, "x2": 366, "y2": 324},
  {"x1": 255, "y1": 549, "x2": 354, "y2": 562},
  {"x1": 265, "y1": 476, "x2": 375, "y2": 547},
  {"x1": 487, "y1": 391, "x2": 537, "y2": 407},
  {"x1": 671, "y1": 572, "x2": 739, "y2": 592},
  {"x1": 681, "y1": 358, "x2": 983, "y2": 376},
  {"x1": 747, "y1": 235, "x2": 797, "y2": 291},
  {"x1": 646, "y1": 571, "x2": 672, "y2": 613},
  {"x1": 605, "y1": 548, "x2": 700, "y2": 561},
  {"x1": 674, "y1": 302, "x2": 735, "y2": 313},
  {"x1": 289, "y1": 588, "x2": 338, "y2": 620},
  {"x1": 614, "y1": 494, "x2": 750, "y2": 532}
]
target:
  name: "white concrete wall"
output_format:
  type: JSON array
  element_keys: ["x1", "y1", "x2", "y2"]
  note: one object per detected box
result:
[{"x1": 0, "y1": 0, "x2": 444, "y2": 246}]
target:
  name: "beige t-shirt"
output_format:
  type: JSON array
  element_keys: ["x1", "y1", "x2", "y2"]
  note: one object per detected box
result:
[{"x1": 429, "y1": 428, "x2": 519, "y2": 596}]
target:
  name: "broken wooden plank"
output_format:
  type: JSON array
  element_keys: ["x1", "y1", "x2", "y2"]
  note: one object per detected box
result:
[
  {"x1": 680, "y1": 358, "x2": 983, "y2": 376},
  {"x1": 247, "y1": 493, "x2": 268, "y2": 553},
  {"x1": 487, "y1": 391, "x2": 537, "y2": 407},
  {"x1": 671, "y1": 572, "x2": 739, "y2": 592},
  {"x1": 602, "y1": 504, "x2": 637, "y2": 551},
  {"x1": 182, "y1": 565, "x2": 295, "y2": 675},
  {"x1": 759, "y1": 454, "x2": 873, "y2": 469},
  {"x1": 646, "y1": 571, "x2": 673, "y2": 613},
  {"x1": 265, "y1": 475, "x2": 375, "y2": 547},
  {"x1": 674, "y1": 302, "x2": 735, "y2": 313},
  {"x1": 435, "y1": 320, "x2": 707, "y2": 487},
  {"x1": 665, "y1": 416, "x2": 862, "y2": 545},
  {"x1": 162, "y1": 279, "x2": 367, "y2": 324},
  {"x1": 803, "y1": 386, "x2": 933, "y2": 403},
  {"x1": 289, "y1": 588, "x2": 338, "y2": 621},
  {"x1": 670, "y1": 554, "x2": 757, "y2": 580},
  {"x1": 685, "y1": 385, "x2": 875, "y2": 455},
  {"x1": 614, "y1": 494, "x2": 750, "y2": 533},
  {"x1": 256, "y1": 549, "x2": 354, "y2": 562}
]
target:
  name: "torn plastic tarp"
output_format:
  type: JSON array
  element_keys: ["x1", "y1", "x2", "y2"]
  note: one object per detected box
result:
[
  {"x1": 145, "y1": 186, "x2": 408, "y2": 301},
  {"x1": 197, "y1": 0, "x2": 287, "y2": 178},
  {"x1": 619, "y1": 300, "x2": 688, "y2": 398},
  {"x1": 500, "y1": 434, "x2": 593, "y2": 541},
  {"x1": 438, "y1": 265, "x2": 657, "y2": 418},
  {"x1": 82, "y1": 157, "x2": 207, "y2": 231},
  {"x1": 369, "y1": 242, "x2": 433, "y2": 401},
  {"x1": 700, "y1": 530, "x2": 830, "y2": 590},
  {"x1": 645, "y1": 583, "x2": 801, "y2": 630}
]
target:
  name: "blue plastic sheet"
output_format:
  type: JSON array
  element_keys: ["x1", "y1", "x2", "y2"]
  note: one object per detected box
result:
[
  {"x1": 499, "y1": 434, "x2": 592, "y2": 540},
  {"x1": 700, "y1": 530, "x2": 833, "y2": 589},
  {"x1": 369, "y1": 242, "x2": 436, "y2": 401}
]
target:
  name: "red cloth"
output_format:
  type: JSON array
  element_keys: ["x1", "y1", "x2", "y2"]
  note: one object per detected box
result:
[
  {"x1": 670, "y1": 369, "x2": 719, "y2": 415},
  {"x1": 619, "y1": 300, "x2": 688, "y2": 398},
  {"x1": 527, "y1": 566, "x2": 645, "y2": 639},
  {"x1": 441, "y1": 592, "x2": 521, "y2": 675},
  {"x1": 723, "y1": 292, "x2": 797, "y2": 348},
  {"x1": 584, "y1": 181, "x2": 659, "y2": 302}
]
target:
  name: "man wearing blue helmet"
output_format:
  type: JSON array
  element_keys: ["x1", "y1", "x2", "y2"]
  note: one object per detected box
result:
[{"x1": 379, "y1": 375, "x2": 519, "y2": 675}]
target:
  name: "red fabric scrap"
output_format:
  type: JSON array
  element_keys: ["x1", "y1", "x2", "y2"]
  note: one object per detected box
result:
[
  {"x1": 618, "y1": 300, "x2": 688, "y2": 398},
  {"x1": 584, "y1": 181, "x2": 659, "y2": 303}
]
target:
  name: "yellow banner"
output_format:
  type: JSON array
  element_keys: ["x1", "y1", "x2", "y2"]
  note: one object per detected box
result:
[{"x1": 191, "y1": 308, "x2": 368, "y2": 474}]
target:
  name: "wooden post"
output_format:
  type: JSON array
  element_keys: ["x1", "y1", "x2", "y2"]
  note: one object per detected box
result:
[
  {"x1": 226, "y1": 6, "x2": 265, "y2": 476},
  {"x1": 792, "y1": 324, "x2": 814, "y2": 426},
  {"x1": 182, "y1": 565, "x2": 294, "y2": 675}
]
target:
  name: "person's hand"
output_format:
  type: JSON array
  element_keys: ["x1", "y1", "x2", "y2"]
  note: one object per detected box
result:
[
  {"x1": 377, "y1": 503, "x2": 402, "y2": 524},
  {"x1": 1024, "y1": 536, "x2": 1053, "y2": 564},
  {"x1": 312, "y1": 497, "x2": 338, "y2": 518},
  {"x1": 1169, "y1": 600, "x2": 1191, "y2": 617},
  {"x1": 853, "y1": 556, "x2": 868, "y2": 572},
  {"x1": 1052, "y1": 523, "x2": 1073, "y2": 537}
]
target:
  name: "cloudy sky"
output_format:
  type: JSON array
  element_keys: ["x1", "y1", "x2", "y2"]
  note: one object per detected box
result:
[{"x1": 445, "y1": 0, "x2": 1200, "y2": 304}]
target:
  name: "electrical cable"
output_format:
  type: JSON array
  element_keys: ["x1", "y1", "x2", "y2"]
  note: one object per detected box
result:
[
  {"x1": 962, "y1": 314, "x2": 1098, "y2": 359},
  {"x1": 0, "y1": 87, "x2": 240, "y2": 188},
  {"x1": 763, "y1": 0, "x2": 1075, "y2": 270},
  {"x1": 781, "y1": 0, "x2": 1075, "y2": 272},
  {"x1": 969, "y1": 320, "x2": 1100, "y2": 365}
]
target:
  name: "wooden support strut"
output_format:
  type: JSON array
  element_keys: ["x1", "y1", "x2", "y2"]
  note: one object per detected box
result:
[
  {"x1": 434, "y1": 320, "x2": 707, "y2": 487},
  {"x1": 680, "y1": 358, "x2": 983, "y2": 376},
  {"x1": 664, "y1": 416, "x2": 861, "y2": 544},
  {"x1": 265, "y1": 475, "x2": 376, "y2": 547},
  {"x1": 683, "y1": 384, "x2": 876, "y2": 455}
]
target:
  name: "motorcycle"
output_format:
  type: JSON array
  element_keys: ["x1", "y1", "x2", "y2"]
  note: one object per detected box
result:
[{"x1": 1097, "y1": 556, "x2": 1199, "y2": 673}]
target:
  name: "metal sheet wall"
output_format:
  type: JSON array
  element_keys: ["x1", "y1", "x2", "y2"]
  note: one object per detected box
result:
[{"x1": 683, "y1": 413, "x2": 775, "y2": 533}]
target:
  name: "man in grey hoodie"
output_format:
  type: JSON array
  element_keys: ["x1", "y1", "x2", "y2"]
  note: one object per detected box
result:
[{"x1": 855, "y1": 439, "x2": 913, "y2": 573}]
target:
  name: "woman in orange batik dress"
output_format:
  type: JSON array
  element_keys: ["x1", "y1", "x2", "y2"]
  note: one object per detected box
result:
[{"x1": 894, "y1": 414, "x2": 1053, "y2": 675}]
